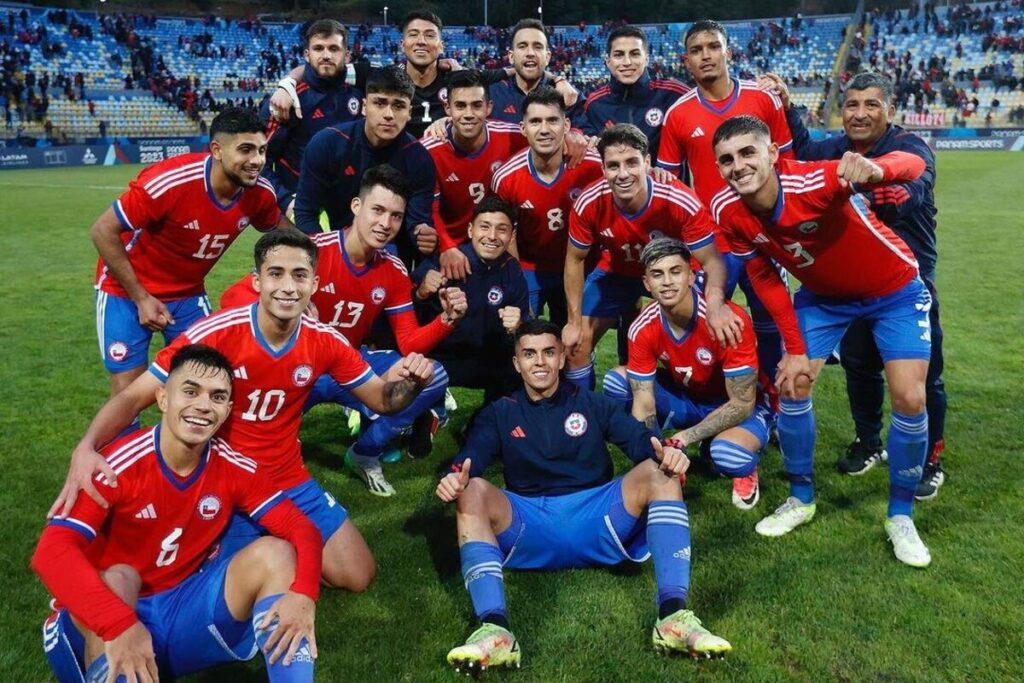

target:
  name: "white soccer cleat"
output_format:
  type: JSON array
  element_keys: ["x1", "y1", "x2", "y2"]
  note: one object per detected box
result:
[
  {"x1": 755, "y1": 496, "x2": 816, "y2": 537},
  {"x1": 444, "y1": 389, "x2": 459, "y2": 413},
  {"x1": 344, "y1": 448, "x2": 396, "y2": 497},
  {"x1": 885, "y1": 515, "x2": 931, "y2": 568}
]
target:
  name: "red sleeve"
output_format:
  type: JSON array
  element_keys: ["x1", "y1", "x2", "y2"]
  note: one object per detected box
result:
[
  {"x1": 253, "y1": 188, "x2": 283, "y2": 231},
  {"x1": 720, "y1": 303, "x2": 759, "y2": 375},
  {"x1": 218, "y1": 273, "x2": 259, "y2": 310},
  {"x1": 389, "y1": 308, "x2": 454, "y2": 355},
  {"x1": 677, "y1": 197, "x2": 717, "y2": 251},
  {"x1": 655, "y1": 107, "x2": 685, "y2": 171},
  {"x1": 249, "y1": 499, "x2": 323, "y2": 601},
  {"x1": 567, "y1": 196, "x2": 594, "y2": 250},
  {"x1": 626, "y1": 322, "x2": 658, "y2": 379},
  {"x1": 745, "y1": 255, "x2": 806, "y2": 355},
  {"x1": 324, "y1": 332, "x2": 374, "y2": 388},
  {"x1": 433, "y1": 180, "x2": 460, "y2": 252},
  {"x1": 151, "y1": 330, "x2": 193, "y2": 379},
  {"x1": 766, "y1": 93, "x2": 795, "y2": 160},
  {"x1": 113, "y1": 177, "x2": 160, "y2": 231},
  {"x1": 871, "y1": 151, "x2": 926, "y2": 183}
]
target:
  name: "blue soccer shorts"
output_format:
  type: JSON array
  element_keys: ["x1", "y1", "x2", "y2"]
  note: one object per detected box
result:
[
  {"x1": 495, "y1": 478, "x2": 650, "y2": 570},
  {"x1": 217, "y1": 478, "x2": 347, "y2": 558},
  {"x1": 581, "y1": 268, "x2": 646, "y2": 320},
  {"x1": 95, "y1": 290, "x2": 212, "y2": 372},
  {"x1": 795, "y1": 277, "x2": 932, "y2": 362},
  {"x1": 43, "y1": 549, "x2": 255, "y2": 680}
]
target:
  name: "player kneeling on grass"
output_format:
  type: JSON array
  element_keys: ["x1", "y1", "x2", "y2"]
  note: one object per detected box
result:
[
  {"x1": 435, "y1": 320, "x2": 730, "y2": 672},
  {"x1": 33, "y1": 344, "x2": 323, "y2": 682},
  {"x1": 603, "y1": 238, "x2": 770, "y2": 510}
]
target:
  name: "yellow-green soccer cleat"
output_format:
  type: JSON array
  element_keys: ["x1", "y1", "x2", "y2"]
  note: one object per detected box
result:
[
  {"x1": 447, "y1": 623, "x2": 521, "y2": 674},
  {"x1": 652, "y1": 609, "x2": 732, "y2": 659}
]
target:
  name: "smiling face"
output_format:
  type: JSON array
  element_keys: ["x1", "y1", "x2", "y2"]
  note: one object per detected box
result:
[
  {"x1": 521, "y1": 101, "x2": 567, "y2": 157},
  {"x1": 305, "y1": 32, "x2": 347, "y2": 79},
  {"x1": 602, "y1": 143, "x2": 650, "y2": 208},
  {"x1": 211, "y1": 131, "x2": 267, "y2": 188},
  {"x1": 468, "y1": 210, "x2": 514, "y2": 261},
  {"x1": 606, "y1": 36, "x2": 649, "y2": 86},
  {"x1": 157, "y1": 361, "x2": 232, "y2": 449},
  {"x1": 351, "y1": 184, "x2": 407, "y2": 251},
  {"x1": 714, "y1": 131, "x2": 778, "y2": 199},
  {"x1": 842, "y1": 86, "x2": 894, "y2": 148},
  {"x1": 643, "y1": 253, "x2": 695, "y2": 309},
  {"x1": 509, "y1": 27, "x2": 550, "y2": 84},
  {"x1": 401, "y1": 19, "x2": 443, "y2": 68},
  {"x1": 445, "y1": 85, "x2": 491, "y2": 142},
  {"x1": 683, "y1": 29, "x2": 730, "y2": 88},
  {"x1": 254, "y1": 245, "x2": 318, "y2": 323},
  {"x1": 513, "y1": 332, "x2": 564, "y2": 397}
]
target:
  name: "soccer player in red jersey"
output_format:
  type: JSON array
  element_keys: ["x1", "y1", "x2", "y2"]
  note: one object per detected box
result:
[
  {"x1": 492, "y1": 86, "x2": 604, "y2": 327},
  {"x1": 562, "y1": 123, "x2": 737, "y2": 390},
  {"x1": 602, "y1": 239, "x2": 771, "y2": 510},
  {"x1": 656, "y1": 19, "x2": 794, "y2": 385},
  {"x1": 92, "y1": 107, "x2": 287, "y2": 400},
  {"x1": 51, "y1": 228, "x2": 436, "y2": 590},
  {"x1": 34, "y1": 344, "x2": 322, "y2": 682},
  {"x1": 422, "y1": 69, "x2": 527, "y2": 281},
  {"x1": 710, "y1": 115, "x2": 933, "y2": 567}
]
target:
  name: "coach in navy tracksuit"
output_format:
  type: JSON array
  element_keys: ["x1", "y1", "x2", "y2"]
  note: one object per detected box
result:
[
  {"x1": 294, "y1": 67, "x2": 436, "y2": 267},
  {"x1": 781, "y1": 71, "x2": 948, "y2": 498},
  {"x1": 574, "y1": 26, "x2": 690, "y2": 159},
  {"x1": 261, "y1": 20, "x2": 364, "y2": 216},
  {"x1": 412, "y1": 196, "x2": 530, "y2": 401}
]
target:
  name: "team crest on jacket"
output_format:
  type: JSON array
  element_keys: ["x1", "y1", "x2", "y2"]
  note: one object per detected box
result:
[
  {"x1": 107, "y1": 341, "x2": 129, "y2": 362},
  {"x1": 564, "y1": 412, "x2": 588, "y2": 437},
  {"x1": 371, "y1": 286, "x2": 386, "y2": 304},
  {"x1": 439, "y1": 88, "x2": 449, "y2": 103},
  {"x1": 487, "y1": 286, "x2": 504, "y2": 305},
  {"x1": 293, "y1": 364, "x2": 313, "y2": 386},
  {"x1": 197, "y1": 495, "x2": 222, "y2": 520},
  {"x1": 645, "y1": 107, "x2": 664, "y2": 126},
  {"x1": 236, "y1": 216, "x2": 250, "y2": 231},
  {"x1": 696, "y1": 347, "x2": 714, "y2": 366},
  {"x1": 347, "y1": 97, "x2": 360, "y2": 115},
  {"x1": 490, "y1": 160, "x2": 503, "y2": 173}
]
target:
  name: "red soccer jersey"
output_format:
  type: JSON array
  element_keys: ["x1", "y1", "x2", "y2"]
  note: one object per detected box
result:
[
  {"x1": 627, "y1": 294, "x2": 757, "y2": 404},
  {"x1": 491, "y1": 149, "x2": 605, "y2": 273},
  {"x1": 657, "y1": 78, "x2": 794, "y2": 208},
  {"x1": 568, "y1": 176, "x2": 716, "y2": 278},
  {"x1": 218, "y1": 271, "x2": 258, "y2": 309},
  {"x1": 423, "y1": 121, "x2": 527, "y2": 250},
  {"x1": 96, "y1": 153, "x2": 280, "y2": 299},
  {"x1": 309, "y1": 231, "x2": 414, "y2": 347},
  {"x1": 50, "y1": 427, "x2": 287, "y2": 596},
  {"x1": 710, "y1": 157, "x2": 919, "y2": 300},
  {"x1": 151, "y1": 305, "x2": 373, "y2": 488}
]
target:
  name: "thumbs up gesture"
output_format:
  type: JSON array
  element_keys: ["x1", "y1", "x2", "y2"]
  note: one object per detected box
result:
[
  {"x1": 652, "y1": 436, "x2": 689, "y2": 477},
  {"x1": 436, "y1": 458, "x2": 472, "y2": 503}
]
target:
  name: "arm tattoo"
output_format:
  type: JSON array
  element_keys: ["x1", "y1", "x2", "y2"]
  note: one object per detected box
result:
[
  {"x1": 682, "y1": 373, "x2": 757, "y2": 444},
  {"x1": 628, "y1": 377, "x2": 657, "y2": 430},
  {"x1": 381, "y1": 378, "x2": 421, "y2": 413}
]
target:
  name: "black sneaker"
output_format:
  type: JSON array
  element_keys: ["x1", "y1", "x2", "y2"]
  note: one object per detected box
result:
[
  {"x1": 837, "y1": 438, "x2": 888, "y2": 475},
  {"x1": 914, "y1": 461, "x2": 946, "y2": 501},
  {"x1": 407, "y1": 410, "x2": 440, "y2": 460}
]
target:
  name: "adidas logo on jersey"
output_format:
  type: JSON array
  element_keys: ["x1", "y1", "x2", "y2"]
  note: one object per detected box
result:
[
  {"x1": 134, "y1": 503, "x2": 157, "y2": 519},
  {"x1": 520, "y1": 200, "x2": 535, "y2": 209},
  {"x1": 233, "y1": 366, "x2": 248, "y2": 380},
  {"x1": 753, "y1": 233, "x2": 770, "y2": 244},
  {"x1": 600, "y1": 228, "x2": 614, "y2": 238},
  {"x1": 445, "y1": 172, "x2": 460, "y2": 183},
  {"x1": 184, "y1": 219, "x2": 200, "y2": 231},
  {"x1": 691, "y1": 127, "x2": 705, "y2": 138},
  {"x1": 321, "y1": 282, "x2": 336, "y2": 294},
  {"x1": 510, "y1": 425, "x2": 526, "y2": 438},
  {"x1": 312, "y1": 109, "x2": 324, "y2": 119}
]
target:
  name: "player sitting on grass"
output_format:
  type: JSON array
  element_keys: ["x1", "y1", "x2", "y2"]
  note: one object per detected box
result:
[
  {"x1": 603, "y1": 238, "x2": 770, "y2": 510},
  {"x1": 435, "y1": 319, "x2": 731, "y2": 673},
  {"x1": 33, "y1": 344, "x2": 323, "y2": 682}
]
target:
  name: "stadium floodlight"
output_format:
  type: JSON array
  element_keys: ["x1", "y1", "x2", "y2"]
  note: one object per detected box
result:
[{"x1": 383, "y1": 5, "x2": 389, "y2": 25}]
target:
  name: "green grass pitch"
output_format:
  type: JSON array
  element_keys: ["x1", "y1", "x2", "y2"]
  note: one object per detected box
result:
[{"x1": 1, "y1": 152, "x2": 1022, "y2": 682}]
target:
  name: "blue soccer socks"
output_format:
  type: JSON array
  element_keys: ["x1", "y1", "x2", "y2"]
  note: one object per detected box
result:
[
  {"x1": 778, "y1": 397, "x2": 816, "y2": 504},
  {"x1": 647, "y1": 501, "x2": 691, "y2": 613},
  {"x1": 460, "y1": 541, "x2": 509, "y2": 626},
  {"x1": 887, "y1": 411, "x2": 928, "y2": 517},
  {"x1": 253, "y1": 594, "x2": 315, "y2": 682}
]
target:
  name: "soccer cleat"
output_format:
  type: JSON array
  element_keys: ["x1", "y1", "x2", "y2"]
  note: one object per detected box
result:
[
  {"x1": 837, "y1": 438, "x2": 888, "y2": 475},
  {"x1": 755, "y1": 497, "x2": 816, "y2": 537},
  {"x1": 444, "y1": 389, "x2": 459, "y2": 413},
  {"x1": 447, "y1": 623, "x2": 521, "y2": 673},
  {"x1": 885, "y1": 515, "x2": 931, "y2": 568},
  {"x1": 731, "y1": 469, "x2": 760, "y2": 510},
  {"x1": 914, "y1": 460, "x2": 946, "y2": 501},
  {"x1": 407, "y1": 409, "x2": 441, "y2": 460},
  {"x1": 347, "y1": 407, "x2": 363, "y2": 437},
  {"x1": 652, "y1": 609, "x2": 731, "y2": 658},
  {"x1": 344, "y1": 448, "x2": 395, "y2": 497}
]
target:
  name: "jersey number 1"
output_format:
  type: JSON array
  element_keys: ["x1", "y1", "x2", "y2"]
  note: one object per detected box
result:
[{"x1": 192, "y1": 234, "x2": 230, "y2": 260}]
